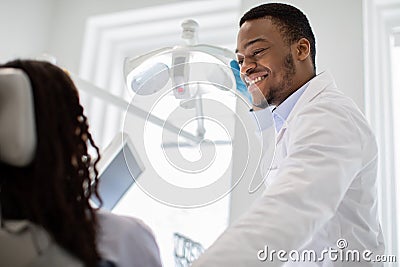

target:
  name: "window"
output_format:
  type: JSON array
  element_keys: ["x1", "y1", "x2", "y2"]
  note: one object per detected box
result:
[
  {"x1": 391, "y1": 30, "x2": 400, "y2": 253},
  {"x1": 364, "y1": 0, "x2": 400, "y2": 260},
  {"x1": 79, "y1": 1, "x2": 240, "y2": 265}
]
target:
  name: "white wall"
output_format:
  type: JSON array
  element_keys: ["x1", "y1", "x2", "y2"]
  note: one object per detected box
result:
[
  {"x1": 0, "y1": 0, "x2": 54, "y2": 63},
  {"x1": 0, "y1": 0, "x2": 184, "y2": 69},
  {"x1": 229, "y1": 0, "x2": 365, "y2": 222},
  {"x1": 48, "y1": 0, "x2": 183, "y2": 73}
]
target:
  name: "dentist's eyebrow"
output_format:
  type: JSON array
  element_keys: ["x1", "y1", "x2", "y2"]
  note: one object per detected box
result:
[{"x1": 235, "y1": 37, "x2": 271, "y2": 53}]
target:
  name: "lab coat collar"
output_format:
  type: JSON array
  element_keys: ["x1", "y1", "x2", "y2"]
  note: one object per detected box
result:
[{"x1": 275, "y1": 71, "x2": 337, "y2": 143}]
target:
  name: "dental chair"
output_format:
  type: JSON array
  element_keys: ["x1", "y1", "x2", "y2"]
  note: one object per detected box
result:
[{"x1": 0, "y1": 68, "x2": 115, "y2": 267}]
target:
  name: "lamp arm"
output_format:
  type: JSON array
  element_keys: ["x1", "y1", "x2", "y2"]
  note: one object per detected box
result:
[{"x1": 71, "y1": 73, "x2": 203, "y2": 144}]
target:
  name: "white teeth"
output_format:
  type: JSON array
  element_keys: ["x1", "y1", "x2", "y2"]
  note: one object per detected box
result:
[
  {"x1": 248, "y1": 75, "x2": 267, "y2": 84},
  {"x1": 244, "y1": 75, "x2": 268, "y2": 85}
]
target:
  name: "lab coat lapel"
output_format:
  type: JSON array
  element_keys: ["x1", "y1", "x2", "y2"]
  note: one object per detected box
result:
[
  {"x1": 274, "y1": 71, "x2": 336, "y2": 146},
  {"x1": 287, "y1": 71, "x2": 336, "y2": 124}
]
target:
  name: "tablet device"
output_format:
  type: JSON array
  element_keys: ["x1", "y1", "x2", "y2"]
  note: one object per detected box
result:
[{"x1": 92, "y1": 132, "x2": 144, "y2": 210}]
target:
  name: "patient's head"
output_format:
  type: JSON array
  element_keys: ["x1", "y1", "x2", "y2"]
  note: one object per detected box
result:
[{"x1": 0, "y1": 60, "x2": 102, "y2": 267}]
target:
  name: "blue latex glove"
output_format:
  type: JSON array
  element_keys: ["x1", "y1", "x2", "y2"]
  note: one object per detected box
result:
[{"x1": 230, "y1": 60, "x2": 252, "y2": 103}]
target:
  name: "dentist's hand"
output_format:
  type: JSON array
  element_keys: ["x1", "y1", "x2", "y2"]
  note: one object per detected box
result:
[{"x1": 229, "y1": 60, "x2": 252, "y2": 103}]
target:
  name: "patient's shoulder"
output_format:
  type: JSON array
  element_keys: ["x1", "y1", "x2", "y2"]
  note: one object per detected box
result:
[
  {"x1": 96, "y1": 210, "x2": 162, "y2": 267},
  {"x1": 97, "y1": 210, "x2": 153, "y2": 234}
]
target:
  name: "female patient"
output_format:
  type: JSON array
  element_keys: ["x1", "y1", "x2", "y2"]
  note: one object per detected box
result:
[{"x1": 0, "y1": 60, "x2": 162, "y2": 267}]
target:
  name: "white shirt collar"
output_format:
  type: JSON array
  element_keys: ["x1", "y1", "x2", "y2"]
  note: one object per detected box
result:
[{"x1": 272, "y1": 81, "x2": 311, "y2": 132}]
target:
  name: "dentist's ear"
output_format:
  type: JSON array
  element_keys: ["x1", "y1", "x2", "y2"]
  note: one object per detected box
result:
[{"x1": 296, "y1": 38, "x2": 311, "y2": 61}]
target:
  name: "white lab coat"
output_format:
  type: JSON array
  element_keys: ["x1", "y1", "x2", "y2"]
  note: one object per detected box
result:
[
  {"x1": 97, "y1": 210, "x2": 162, "y2": 267},
  {"x1": 192, "y1": 71, "x2": 384, "y2": 267}
]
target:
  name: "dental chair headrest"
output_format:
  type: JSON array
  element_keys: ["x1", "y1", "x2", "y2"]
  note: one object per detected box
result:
[{"x1": 0, "y1": 68, "x2": 36, "y2": 167}]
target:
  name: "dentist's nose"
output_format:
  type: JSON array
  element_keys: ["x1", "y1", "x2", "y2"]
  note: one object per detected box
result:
[{"x1": 240, "y1": 58, "x2": 257, "y2": 76}]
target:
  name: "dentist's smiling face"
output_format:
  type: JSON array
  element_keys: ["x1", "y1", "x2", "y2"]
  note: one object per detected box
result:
[{"x1": 236, "y1": 18, "x2": 298, "y2": 106}]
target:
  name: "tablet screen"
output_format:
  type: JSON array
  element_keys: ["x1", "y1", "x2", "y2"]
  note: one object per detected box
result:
[{"x1": 92, "y1": 133, "x2": 144, "y2": 210}]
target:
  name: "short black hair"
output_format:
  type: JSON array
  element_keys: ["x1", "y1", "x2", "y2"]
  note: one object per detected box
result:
[{"x1": 240, "y1": 3, "x2": 316, "y2": 72}]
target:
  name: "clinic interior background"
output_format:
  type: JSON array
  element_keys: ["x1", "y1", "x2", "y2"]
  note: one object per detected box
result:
[{"x1": 1, "y1": 0, "x2": 399, "y2": 265}]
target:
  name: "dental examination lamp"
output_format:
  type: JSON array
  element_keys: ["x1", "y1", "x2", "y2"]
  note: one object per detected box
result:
[
  {"x1": 123, "y1": 19, "x2": 238, "y2": 146},
  {"x1": 124, "y1": 19, "x2": 236, "y2": 96}
]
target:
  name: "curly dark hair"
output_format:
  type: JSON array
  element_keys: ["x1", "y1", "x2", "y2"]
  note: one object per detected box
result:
[
  {"x1": 240, "y1": 3, "x2": 316, "y2": 72},
  {"x1": 0, "y1": 60, "x2": 102, "y2": 267}
]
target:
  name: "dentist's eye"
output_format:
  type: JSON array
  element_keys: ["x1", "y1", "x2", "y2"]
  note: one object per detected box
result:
[
  {"x1": 236, "y1": 58, "x2": 244, "y2": 66},
  {"x1": 253, "y1": 48, "x2": 266, "y2": 56}
]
